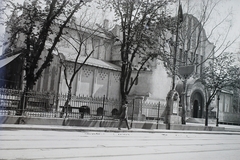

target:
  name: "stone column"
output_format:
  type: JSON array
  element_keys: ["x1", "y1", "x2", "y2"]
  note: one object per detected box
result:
[
  {"x1": 164, "y1": 90, "x2": 182, "y2": 129},
  {"x1": 127, "y1": 96, "x2": 145, "y2": 121}
]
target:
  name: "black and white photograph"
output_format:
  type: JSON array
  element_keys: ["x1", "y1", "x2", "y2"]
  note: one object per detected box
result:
[{"x1": 0, "y1": 0, "x2": 240, "y2": 159}]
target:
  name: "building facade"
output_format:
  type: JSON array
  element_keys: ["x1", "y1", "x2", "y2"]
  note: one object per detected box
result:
[
  {"x1": 1, "y1": 3, "x2": 239, "y2": 123},
  {"x1": 174, "y1": 14, "x2": 215, "y2": 118}
]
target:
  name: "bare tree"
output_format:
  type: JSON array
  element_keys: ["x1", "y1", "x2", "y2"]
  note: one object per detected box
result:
[
  {"x1": 1, "y1": 0, "x2": 89, "y2": 115},
  {"x1": 162, "y1": 0, "x2": 239, "y2": 125},
  {"x1": 163, "y1": 0, "x2": 239, "y2": 79},
  {"x1": 58, "y1": 12, "x2": 108, "y2": 118},
  {"x1": 99, "y1": 0, "x2": 175, "y2": 106}
]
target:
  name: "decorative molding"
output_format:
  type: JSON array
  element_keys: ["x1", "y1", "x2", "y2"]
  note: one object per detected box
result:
[
  {"x1": 98, "y1": 71, "x2": 108, "y2": 80},
  {"x1": 82, "y1": 68, "x2": 93, "y2": 78},
  {"x1": 112, "y1": 72, "x2": 120, "y2": 83}
]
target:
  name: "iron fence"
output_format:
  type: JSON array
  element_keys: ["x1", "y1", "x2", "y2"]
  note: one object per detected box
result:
[
  {"x1": 142, "y1": 101, "x2": 165, "y2": 120},
  {"x1": 57, "y1": 94, "x2": 121, "y2": 119},
  {"x1": 0, "y1": 88, "x2": 21, "y2": 115},
  {"x1": 0, "y1": 88, "x2": 122, "y2": 119},
  {"x1": 24, "y1": 91, "x2": 55, "y2": 118},
  {"x1": 0, "y1": 88, "x2": 164, "y2": 122}
]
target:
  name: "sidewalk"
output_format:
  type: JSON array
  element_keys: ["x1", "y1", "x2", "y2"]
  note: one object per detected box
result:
[
  {"x1": 1, "y1": 115, "x2": 240, "y2": 134},
  {"x1": 1, "y1": 123, "x2": 240, "y2": 135}
]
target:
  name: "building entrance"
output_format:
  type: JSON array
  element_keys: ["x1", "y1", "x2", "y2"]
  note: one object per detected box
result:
[
  {"x1": 193, "y1": 100, "x2": 198, "y2": 118},
  {"x1": 191, "y1": 92, "x2": 203, "y2": 118}
]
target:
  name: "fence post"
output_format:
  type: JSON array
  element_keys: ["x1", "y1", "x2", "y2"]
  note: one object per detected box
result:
[
  {"x1": 22, "y1": 93, "x2": 26, "y2": 116},
  {"x1": 55, "y1": 94, "x2": 59, "y2": 113},
  {"x1": 100, "y1": 95, "x2": 105, "y2": 127},
  {"x1": 131, "y1": 99, "x2": 135, "y2": 128},
  {"x1": 102, "y1": 95, "x2": 105, "y2": 120},
  {"x1": 156, "y1": 102, "x2": 160, "y2": 129}
]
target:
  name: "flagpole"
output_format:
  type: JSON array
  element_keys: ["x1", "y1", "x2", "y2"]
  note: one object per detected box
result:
[{"x1": 172, "y1": 0, "x2": 182, "y2": 90}]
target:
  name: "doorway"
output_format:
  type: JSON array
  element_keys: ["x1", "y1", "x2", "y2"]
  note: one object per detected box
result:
[
  {"x1": 193, "y1": 100, "x2": 199, "y2": 118},
  {"x1": 191, "y1": 91, "x2": 203, "y2": 118}
]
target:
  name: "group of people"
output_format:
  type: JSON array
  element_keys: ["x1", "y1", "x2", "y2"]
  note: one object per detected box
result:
[{"x1": 118, "y1": 101, "x2": 131, "y2": 130}]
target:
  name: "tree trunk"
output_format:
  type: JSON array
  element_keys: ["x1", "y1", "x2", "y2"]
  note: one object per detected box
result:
[
  {"x1": 181, "y1": 79, "x2": 187, "y2": 124},
  {"x1": 16, "y1": 93, "x2": 25, "y2": 116},
  {"x1": 16, "y1": 83, "x2": 30, "y2": 116},
  {"x1": 120, "y1": 72, "x2": 127, "y2": 108},
  {"x1": 62, "y1": 87, "x2": 72, "y2": 118},
  {"x1": 205, "y1": 102, "x2": 210, "y2": 126}
]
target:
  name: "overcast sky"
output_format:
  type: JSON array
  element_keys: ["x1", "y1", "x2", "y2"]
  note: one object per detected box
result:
[
  {"x1": 184, "y1": 0, "x2": 240, "y2": 53},
  {"x1": 1, "y1": 0, "x2": 240, "y2": 54}
]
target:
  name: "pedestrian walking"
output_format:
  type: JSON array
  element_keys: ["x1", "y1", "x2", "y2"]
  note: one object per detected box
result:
[{"x1": 118, "y1": 101, "x2": 130, "y2": 130}]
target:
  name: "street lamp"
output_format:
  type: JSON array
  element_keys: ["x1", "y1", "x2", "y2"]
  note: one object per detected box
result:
[
  {"x1": 216, "y1": 90, "x2": 221, "y2": 127},
  {"x1": 172, "y1": 0, "x2": 183, "y2": 90},
  {"x1": 205, "y1": 87, "x2": 211, "y2": 126}
]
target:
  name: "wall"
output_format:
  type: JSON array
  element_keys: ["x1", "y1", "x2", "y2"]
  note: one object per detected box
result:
[
  {"x1": 219, "y1": 91, "x2": 233, "y2": 113},
  {"x1": 34, "y1": 51, "x2": 60, "y2": 95},
  {"x1": 59, "y1": 64, "x2": 121, "y2": 100},
  {"x1": 150, "y1": 60, "x2": 172, "y2": 101},
  {"x1": 108, "y1": 72, "x2": 121, "y2": 99},
  {"x1": 216, "y1": 91, "x2": 240, "y2": 124},
  {"x1": 219, "y1": 112, "x2": 240, "y2": 124},
  {"x1": 130, "y1": 71, "x2": 151, "y2": 96},
  {"x1": 76, "y1": 66, "x2": 95, "y2": 97}
]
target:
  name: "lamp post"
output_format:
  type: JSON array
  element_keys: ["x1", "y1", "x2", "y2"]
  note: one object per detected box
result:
[
  {"x1": 172, "y1": 0, "x2": 183, "y2": 90},
  {"x1": 165, "y1": 0, "x2": 183, "y2": 129},
  {"x1": 205, "y1": 88, "x2": 211, "y2": 126},
  {"x1": 216, "y1": 90, "x2": 221, "y2": 127}
]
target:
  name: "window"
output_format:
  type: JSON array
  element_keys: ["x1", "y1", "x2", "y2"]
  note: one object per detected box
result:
[
  {"x1": 92, "y1": 38, "x2": 100, "y2": 59},
  {"x1": 200, "y1": 55, "x2": 203, "y2": 75},
  {"x1": 191, "y1": 52, "x2": 194, "y2": 62},
  {"x1": 184, "y1": 51, "x2": 188, "y2": 65},
  {"x1": 187, "y1": 17, "x2": 192, "y2": 50},
  {"x1": 86, "y1": 39, "x2": 93, "y2": 56},
  {"x1": 196, "y1": 54, "x2": 199, "y2": 73},
  {"x1": 179, "y1": 49, "x2": 182, "y2": 66},
  {"x1": 195, "y1": 54, "x2": 199, "y2": 64}
]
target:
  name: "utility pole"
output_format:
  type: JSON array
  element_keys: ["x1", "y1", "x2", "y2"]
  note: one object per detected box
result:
[
  {"x1": 165, "y1": 0, "x2": 184, "y2": 129},
  {"x1": 216, "y1": 90, "x2": 220, "y2": 127},
  {"x1": 172, "y1": 0, "x2": 183, "y2": 90}
]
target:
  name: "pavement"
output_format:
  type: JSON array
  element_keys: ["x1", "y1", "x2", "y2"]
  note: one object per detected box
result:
[
  {"x1": 1, "y1": 122, "x2": 240, "y2": 135},
  {"x1": 2, "y1": 126, "x2": 240, "y2": 160}
]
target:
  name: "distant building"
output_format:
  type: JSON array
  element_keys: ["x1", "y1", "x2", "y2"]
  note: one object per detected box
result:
[{"x1": 214, "y1": 52, "x2": 240, "y2": 124}]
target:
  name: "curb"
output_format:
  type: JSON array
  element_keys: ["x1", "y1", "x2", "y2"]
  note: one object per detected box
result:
[{"x1": 1, "y1": 124, "x2": 240, "y2": 135}]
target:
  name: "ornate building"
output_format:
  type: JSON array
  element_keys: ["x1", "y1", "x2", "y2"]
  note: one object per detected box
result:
[
  {"x1": 174, "y1": 14, "x2": 215, "y2": 118},
  {"x1": 2, "y1": 3, "x2": 238, "y2": 122}
]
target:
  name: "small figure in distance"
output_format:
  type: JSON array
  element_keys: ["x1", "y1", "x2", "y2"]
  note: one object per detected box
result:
[{"x1": 118, "y1": 101, "x2": 130, "y2": 130}]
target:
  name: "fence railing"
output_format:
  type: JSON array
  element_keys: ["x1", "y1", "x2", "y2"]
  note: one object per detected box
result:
[
  {"x1": 142, "y1": 102, "x2": 165, "y2": 120},
  {"x1": 0, "y1": 88, "x2": 21, "y2": 115},
  {"x1": 0, "y1": 88, "x2": 164, "y2": 121},
  {"x1": 57, "y1": 94, "x2": 121, "y2": 119}
]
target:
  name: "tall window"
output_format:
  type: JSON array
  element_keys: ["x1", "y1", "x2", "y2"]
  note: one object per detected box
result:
[
  {"x1": 191, "y1": 52, "x2": 194, "y2": 63},
  {"x1": 196, "y1": 54, "x2": 199, "y2": 73},
  {"x1": 92, "y1": 38, "x2": 100, "y2": 59},
  {"x1": 200, "y1": 55, "x2": 203, "y2": 75},
  {"x1": 187, "y1": 17, "x2": 192, "y2": 50},
  {"x1": 196, "y1": 54, "x2": 199, "y2": 64},
  {"x1": 86, "y1": 39, "x2": 93, "y2": 57},
  {"x1": 179, "y1": 48, "x2": 182, "y2": 66},
  {"x1": 184, "y1": 51, "x2": 188, "y2": 65}
]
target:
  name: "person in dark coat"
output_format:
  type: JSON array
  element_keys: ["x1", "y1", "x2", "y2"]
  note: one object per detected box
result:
[{"x1": 118, "y1": 101, "x2": 130, "y2": 130}]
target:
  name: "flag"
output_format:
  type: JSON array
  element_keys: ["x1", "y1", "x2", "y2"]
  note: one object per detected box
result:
[{"x1": 178, "y1": 3, "x2": 183, "y2": 24}]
